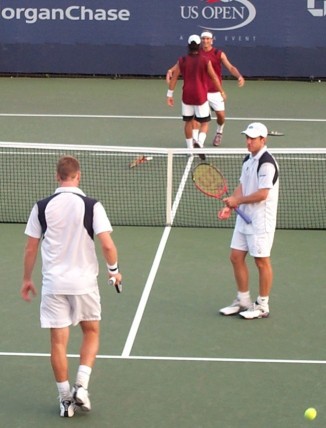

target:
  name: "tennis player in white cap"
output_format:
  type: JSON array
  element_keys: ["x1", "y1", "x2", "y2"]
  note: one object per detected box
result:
[{"x1": 219, "y1": 122, "x2": 279, "y2": 319}]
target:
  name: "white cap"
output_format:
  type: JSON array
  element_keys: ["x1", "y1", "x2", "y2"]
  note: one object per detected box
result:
[
  {"x1": 201, "y1": 31, "x2": 213, "y2": 38},
  {"x1": 188, "y1": 34, "x2": 201, "y2": 45},
  {"x1": 241, "y1": 122, "x2": 268, "y2": 138}
]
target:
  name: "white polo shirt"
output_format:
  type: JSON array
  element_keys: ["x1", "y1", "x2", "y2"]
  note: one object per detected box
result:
[
  {"x1": 236, "y1": 146, "x2": 279, "y2": 235},
  {"x1": 25, "y1": 187, "x2": 112, "y2": 295}
]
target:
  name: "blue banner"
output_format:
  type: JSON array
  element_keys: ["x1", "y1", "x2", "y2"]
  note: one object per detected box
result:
[{"x1": 0, "y1": 0, "x2": 325, "y2": 77}]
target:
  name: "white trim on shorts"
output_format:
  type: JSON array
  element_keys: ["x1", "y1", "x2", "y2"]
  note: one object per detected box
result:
[
  {"x1": 207, "y1": 91, "x2": 225, "y2": 112},
  {"x1": 40, "y1": 289, "x2": 101, "y2": 328},
  {"x1": 182, "y1": 101, "x2": 210, "y2": 120},
  {"x1": 230, "y1": 229, "x2": 275, "y2": 258}
]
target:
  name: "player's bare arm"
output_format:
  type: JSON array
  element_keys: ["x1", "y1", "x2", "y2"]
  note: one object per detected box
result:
[
  {"x1": 21, "y1": 236, "x2": 39, "y2": 301},
  {"x1": 221, "y1": 52, "x2": 245, "y2": 87},
  {"x1": 166, "y1": 63, "x2": 180, "y2": 107},
  {"x1": 207, "y1": 60, "x2": 226, "y2": 100},
  {"x1": 97, "y1": 231, "x2": 122, "y2": 285},
  {"x1": 224, "y1": 188, "x2": 270, "y2": 208},
  {"x1": 165, "y1": 62, "x2": 178, "y2": 85}
]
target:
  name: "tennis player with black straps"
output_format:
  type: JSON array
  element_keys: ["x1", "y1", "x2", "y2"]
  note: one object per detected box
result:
[
  {"x1": 219, "y1": 122, "x2": 279, "y2": 319},
  {"x1": 21, "y1": 155, "x2": 122, "y2": 417}
]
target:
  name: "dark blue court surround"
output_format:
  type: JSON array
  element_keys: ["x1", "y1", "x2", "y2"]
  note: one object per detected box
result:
[{"x1": 0, "y1": 0, "x2": 325, "y2": 77}]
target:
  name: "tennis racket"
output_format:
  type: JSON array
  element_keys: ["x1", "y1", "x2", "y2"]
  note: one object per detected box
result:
[
  {"x1": 108, "y1": 277, "x2": 122, "y2": 293},
  {"x1": 129, "y1": 155, "x2": 153, "y2": 168},
  {"x1": 268, "y1": 130, "x2": 284, "y2": 136},
  {"x1": 192, "y1": 163, "x2": 252, "y2": 224}
]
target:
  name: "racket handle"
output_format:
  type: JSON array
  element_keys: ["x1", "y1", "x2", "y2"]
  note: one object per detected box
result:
[
  {"x1": 234, "y1": 207, "x2": 252, "y2": 224},
  {"x1": 108, "y1": 277, "x2": 122, "y2": 293}
]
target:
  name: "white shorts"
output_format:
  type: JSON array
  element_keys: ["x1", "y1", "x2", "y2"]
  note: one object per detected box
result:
[
  {"x1": 207, "y1": 91, "x2": 225, "y2": 112},
  {"x1": 182, "y1": 101, "x2": 210, "y2": 121},
  {"x1": 230, "y1": 229, "x2": 275, "y2": 258},
  {"x1": 40, "y1": 289, "x2": 101, "y2": 328}
]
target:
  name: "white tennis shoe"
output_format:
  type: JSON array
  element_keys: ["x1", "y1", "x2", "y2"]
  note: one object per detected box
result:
[
  {"x1": 212, "y1": 133, "x2": 223, "y2": 147},
  {"x1": 60, "y1": 399, "x2": 75, "y2": 417},
  {"x1": 239, "y1": 302, "x2": 269, "y2": 319},
  {"x1": 72, "y1": 384, "x2": 91, "y2": 412},
  {"x1": 219, "y1": 298, "x2": 251, "y2": 316}
]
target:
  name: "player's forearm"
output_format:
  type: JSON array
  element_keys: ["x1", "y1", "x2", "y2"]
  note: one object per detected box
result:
[
  {"x1": 104, "y1": 246, "x2": 118, "y2": 268},
  {"x1": 237, "y1": 188, "x2": 269, "y2": 205},
  {"x1": 23, "y1": 248, "x2": 37, "y2": 280},
  {"x1": 98, "y1": 232, "x2": 118, "y2": 266},
  {"x1": 230, "y1": 67, "x2": 245, "y2": 86},
  {"x1": 229, "y1": 66, "x2": 241, "y2": 79},
  {"x1": 168, "y1": 73, "x2": 179, "y2": 91},
  {"x1": 211, "y1": 76, "x2": 224, "y2": 94},
  {"x1": 208, "y1": 63, "x2": 225, "y2": 95}
]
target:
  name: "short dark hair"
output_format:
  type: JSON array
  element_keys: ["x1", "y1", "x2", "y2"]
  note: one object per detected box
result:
[
  {"x1": 56, "y1": 156, "x2": 80, "y2": 181},
  {"x1": 188, "y1": 41, "x2": 200, "y2": 53}
]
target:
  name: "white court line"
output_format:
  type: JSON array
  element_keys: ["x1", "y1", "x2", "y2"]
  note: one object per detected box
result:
[
  {"x1": 121, "y1": 156, "x2": 194, "y2": 357},
  {"x1": 121, "y1": 226, "x2": 172, "y2": 357},
  {"x1": 1, "y1": 352, "x2": 325, "y2": 365},
  {"x1": 0, "y1": 113, "x2": 325, "y2": 122}
]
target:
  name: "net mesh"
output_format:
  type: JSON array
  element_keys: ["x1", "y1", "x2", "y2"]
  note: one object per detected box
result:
[{"x1": 1, "y1": 143, "x2": 325, "y2": 230}]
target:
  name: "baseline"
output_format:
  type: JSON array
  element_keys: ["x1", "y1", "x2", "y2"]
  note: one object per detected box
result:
[
  {"x1": 1, "y1": 352, "x2": 325, "y2": 365},
  {"x1": 0, "y1": 113, "x2": 325, "y2": 122}
]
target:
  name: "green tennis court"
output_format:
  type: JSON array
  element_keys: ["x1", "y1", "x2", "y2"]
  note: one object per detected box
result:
[{"x1": 0, "y1": 77, "x2": 325, "y2": 427}]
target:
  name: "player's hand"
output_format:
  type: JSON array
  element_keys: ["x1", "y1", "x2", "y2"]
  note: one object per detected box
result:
[
  {"x1": 166, "y1": 97, "x2": 174, "y2": 107},
  {"x1": 218, "y1": 206, "x2": 232, "y2": 221},
  {"x1": 238, "y1": 76, "x2": 245, "y2": 87},
  {"x1": 108, "y1": 272, "x2": 122, "y2": 285},
  {"x1": 21, "y1": 281, "x2": 37, "y2": 302},
  {"x1": 223, "y1": 196, "x2": 238, "y2": 209},
  {"x1": 221, "y1": 91, "x2": 227, "y2": 101},
  {"x1": 108, "y1": 273, "x2": 123, "y2": 293}
]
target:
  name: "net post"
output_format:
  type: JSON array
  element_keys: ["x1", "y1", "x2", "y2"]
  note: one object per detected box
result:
[{"x1": 165, "y1": 150, "x2": 173, "y2": 226}]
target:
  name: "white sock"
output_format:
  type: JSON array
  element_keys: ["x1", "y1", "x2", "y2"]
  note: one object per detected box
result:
[
  {"x1": 237, "y1": 291, "x2": 251, "y2": 304},
  {"x1": 216, "y1": 124, "x2": 225, "y2": 134},
  {"x1": 257, "y1": 296, "x2": 269, "y2": 306},
  {"x1": 57, "y1": 380, "x2": 71, "y2": 400},
  {"x1": 75, "y1": 365, "x2": 92, "y2": 390},
  {"x1": 198, "y1": 132, "x2": 207, "y2": 147},
  {"x1": 186, "y1": 138, "x2": 193, "y2": 149},
  {"x1": 192, "y1": 129, "x2": 199, "y2": 141}
]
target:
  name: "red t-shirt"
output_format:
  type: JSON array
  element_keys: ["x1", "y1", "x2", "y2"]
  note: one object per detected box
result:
[
  {"x1": 178, "y1": 53, "x2": 210, "y2": 105},
  {"x1": 200, "y1": 48, "x2": 222, "y2": 93}
]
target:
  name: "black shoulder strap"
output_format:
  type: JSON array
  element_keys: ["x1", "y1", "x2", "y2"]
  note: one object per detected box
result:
[
  {"x1": 37, "y1": 193, "x2": 97, "y2": 239},
  {"x1": 243, "y1": 154, "x2": 250, "y2": 163},
  {"x1": 257, "y1": 151, "x2": 279, "y2": 185},
  {"x1": 242, "y1": 152, "x2": 278, "y2": 185},
  {"x1": 37, "y1": 194, "x2": 60, "y2": 235},
  {"x1": 78, "y1": 195, "x2": 97, "y2": 240}
]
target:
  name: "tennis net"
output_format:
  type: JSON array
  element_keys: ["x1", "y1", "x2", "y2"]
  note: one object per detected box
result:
[{"x1": 1, "y1": 142, "x2": 325, "y2": 229}]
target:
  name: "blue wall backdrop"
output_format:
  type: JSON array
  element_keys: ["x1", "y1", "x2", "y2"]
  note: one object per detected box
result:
[{"x1": 0, "y1": 0, "x2": 325, "y2": 77}]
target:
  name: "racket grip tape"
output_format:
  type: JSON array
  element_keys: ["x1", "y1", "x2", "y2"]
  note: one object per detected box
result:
[
  {"x1": 234, "y1": 207, "x2": 252, "y2": 224},
  {"x1": 108, "y1": 277, "x2": 122, "y2": 293}
]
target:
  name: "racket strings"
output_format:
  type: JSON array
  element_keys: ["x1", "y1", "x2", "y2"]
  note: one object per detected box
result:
[{"x1": 193, "y1": 166, "x2": 225, "y2": 198}]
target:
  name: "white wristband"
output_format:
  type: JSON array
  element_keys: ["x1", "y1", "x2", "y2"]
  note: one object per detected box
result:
[
  {"x1": 167, "y1": 89, "x2": 174, "y2": 97},
  {"x1": 107, "y1": 262, "x2": 119, "y2": 274}
]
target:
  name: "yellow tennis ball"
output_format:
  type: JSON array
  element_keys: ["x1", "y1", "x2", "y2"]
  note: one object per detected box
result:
[{"x1": 304, "y1": 408, "x2": 317, "y2": 420}]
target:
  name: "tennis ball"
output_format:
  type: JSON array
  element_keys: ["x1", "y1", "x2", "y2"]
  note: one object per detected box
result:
[{"x1": 304, "y1": 408, "x2": 317, "y2": 420}]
